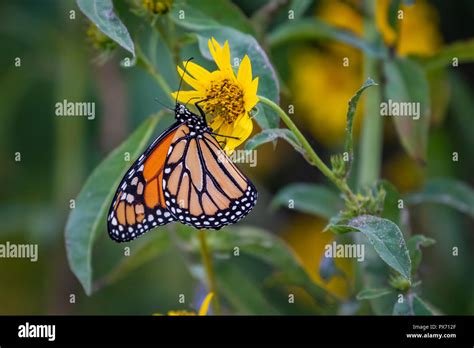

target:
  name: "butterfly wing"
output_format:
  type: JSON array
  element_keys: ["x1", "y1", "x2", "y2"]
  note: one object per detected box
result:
[
  {"x1": 162, "y1": 126, "x2": 257, "y2": 229},
  {"x1": 107, "y1": 123, "x2": 181, "y2": 242}
]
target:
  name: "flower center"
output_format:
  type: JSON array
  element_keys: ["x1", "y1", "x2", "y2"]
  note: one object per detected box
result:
[{"x1": 204, "y1": 79, "x2": 245, "y2": 124}]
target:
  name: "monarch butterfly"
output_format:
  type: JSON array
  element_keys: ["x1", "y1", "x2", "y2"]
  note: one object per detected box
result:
[{"x1": 107, "y1": 99, "x2": 258, "y2": 243}]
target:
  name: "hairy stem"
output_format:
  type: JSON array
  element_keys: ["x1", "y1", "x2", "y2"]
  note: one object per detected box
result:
[{"x1": 259, "y1": 95, "x2": 355, "y2": 200}]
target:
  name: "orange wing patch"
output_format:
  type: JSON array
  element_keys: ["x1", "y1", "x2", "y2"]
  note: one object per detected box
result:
[{"x1": 107, "y1": 124, "x2": 183, "y2": 243}]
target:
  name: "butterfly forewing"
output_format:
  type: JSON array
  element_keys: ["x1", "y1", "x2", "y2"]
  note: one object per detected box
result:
[{"x1": 107, "y1": 123, "x2": 180, "y2": 242}]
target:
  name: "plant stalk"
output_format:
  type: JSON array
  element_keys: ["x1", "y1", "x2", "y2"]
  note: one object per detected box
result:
[
  {"x1": 357, "y1": 1, "x2": 383, "y2": 189},
  {"x1": 198, "y1": 229, "x2": 221, "y2": 314},
  {"x1": 258, "y1": 95, "x2": 355, "y2": 200},
  {"x1": 354, "y1": 0, "x2": 387, "y2": 315}
]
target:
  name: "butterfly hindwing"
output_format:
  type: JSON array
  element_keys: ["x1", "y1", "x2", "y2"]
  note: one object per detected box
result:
[{"x1": 162, "y1": 122, "x2": 257, "y2": 230}]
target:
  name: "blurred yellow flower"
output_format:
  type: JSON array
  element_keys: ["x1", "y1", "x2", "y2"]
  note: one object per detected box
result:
[
  {"x1": 291, "y1": 49, "x2": 363, "y2": 146},
  {"x1": 172, "y1": 38, "x2": 259, "y2": 152},
  {"x1": 282, "y1": 217, "x2": 353, "y2": 299},
  {"x1": 376, "y1": 0, "x2": 442, "y2": 56},
  {"x1": 156, "y1": 292, "x2": 214, "y2": 316},
  {"x1": 290, "y1": 0, "x2": 442, "y2": 146},
  {"x1": 86, "y1": 22, "x2": 116, "y2": 52},
  {"x1": 382, "y1": 153, "x2": 425, "y2": 193},
  {"x1": 142, "y1": 0, "x2": 173, "y2": 15}
]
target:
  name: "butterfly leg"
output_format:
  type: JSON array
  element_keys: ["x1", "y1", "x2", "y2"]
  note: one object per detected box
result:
[{"x1": 194, "y1": 98, "x2": 210, "y2": 124}]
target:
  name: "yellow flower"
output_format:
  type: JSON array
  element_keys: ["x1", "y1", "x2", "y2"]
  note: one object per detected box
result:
[
  {"x1": 171, "y1": 38, "x2": 259, "y2": 152},
  {"x1": 155, "y1": 292, "x2": 214, "y2": 316},
  {"x1": 382, "y1": 153, "x2": 425, "y2": 193},
  {"x1": 375, "y1": 0, "x2": 442, "y2": 56},
  {"x1": 282, "y1": 217, "x2": 353, "y2": 299},
  {"x1": 290, "y1": 49, "x2": 364, "y2": 146},
  {"x1": 290, "y1": 0, "x2": 442, "y2": 146}
]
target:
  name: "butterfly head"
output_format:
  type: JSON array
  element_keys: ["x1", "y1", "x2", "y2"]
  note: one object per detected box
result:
[
  {"x1": 175, "y1": 103, "x2": 192, "y2": 121},
  {"x1": 175, "y1": 103, "x2": 210, "y2": 132}
]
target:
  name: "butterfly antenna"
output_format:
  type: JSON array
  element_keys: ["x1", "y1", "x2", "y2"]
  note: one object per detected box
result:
[
  {"x1": 154, "y1": 97, "x2": 173, "y2": 111},
  {"x1": 209, "y1": 132, "x2": 240, "y2": 140},
  {"x1": 175, "y1": 57, "x2": 194, "y2": 105},
  {"x1": 184, "y1": 96, "x2": 202, "y2": 107}
]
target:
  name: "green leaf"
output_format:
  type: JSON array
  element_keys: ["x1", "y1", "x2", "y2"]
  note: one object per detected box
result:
[
  {"x1": 357, "y1": 287, "x2": 393, "y2": 300},
  {"x1": 214, "y1": 260, "x2": 280, "y2": 314},
  {"x1": 407, "y1": 235, "x2": 436, "y2": 275},
  {"x1": 412, "y1": 294, "x2": 438, "y2": 315},
  {"x1": 344, "y1": 78, "x2": 378, "y2": 175},
  {"x1": 288, "y1": 0, "x2": 313, "y2": 19},
  {"x1": 383, "y1": 57, "x2": 430, "y2": 164},
  {"x1": 416, "y1": 39, "x2": 474, "y2": 71},
  {"x1": 65, "y1": 115, "x2": 162, "y2": 295},
  {"x1": 77, "y1": 0, "x2": 135, "y2": 56},
  {"x1": 380, "y1": 180, "x2": 401, "y2": 226},
  {"x1": 99, "y1": 231, "x2": 171, "y2": 288},
  {"x1": 348, "y1": 215, "x2": 411, "y2": 281},
  {"x1": 174, "y1": 226, "x2": 335, "y2": 309},
  {"x1": 245, "y1": 128, "x2": 306, "y2": 157},
  {"x1": 253, "y1": 102, "x2": 280, "y2": 133},
  {"x1": 170, "y1": 0, "x2": 255, "y2": 35},
  {"x1": 268, "y1": 18, "x2": 386, "y2": 58},
  {"x1": 271, "y1": 183, "x2": 343, "y2": 219},
  {"x1": 406, "y1": 178, "x2": 474, "y2": 218}
]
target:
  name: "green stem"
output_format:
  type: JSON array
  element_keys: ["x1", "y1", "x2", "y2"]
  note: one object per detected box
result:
[
  {"x1": 259, "y1": 95, "x2": 355, "y2": 199},
  {"x1": 354, "y1": 0, "x2": 386, "y2": 314},
  {"x1": 136, "y1": 45, "x2": 174, "y2": 103},
  {"x1": 198, "y1": 229, "x2": 221, "y2": 314},
  {"x1": 357, "y1": 0, "x2": 383, "y2": 189}
]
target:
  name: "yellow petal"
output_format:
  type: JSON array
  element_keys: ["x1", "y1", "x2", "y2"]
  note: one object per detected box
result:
[
  {"x1": 237, "y1": 55, "x2": 252, "y2": 87},
  {"x1": 198, "y1": 292, "x2": 214, "y2": 316},
  {"x1": 244, "y1": 77, "x2": 259, "y2": 111},
  {"x1": 177, "y1": 65, "x2": 205, "y2": 91},
  {"x1": 216, "y1": 121, "x2": 233, "y2": 137},
  {"x1": 208, "y1": 37, "x2": 219, "y2": 57},
  {"x1": 208, "y1": 38, "x2": 234, "y2": 77},
  {"x1": 184, "y1": 60, "x2": 212, "y2": 83},
  {"x1": 233, "y1": 113, "x2": 254, "y2": 138},
  {"x1": 171, "y1": 90, "x2": 203, "y2": 105},
  {"x1": 224, "y1": 113, "x2": 253, "y2": 151},
  {"x1": 167, "y1": 310, "x2": 197, "y2": 316},
  {"x1": 210, "y1": 115, "x2": 225, "y2": 131}
]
